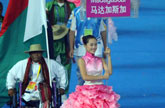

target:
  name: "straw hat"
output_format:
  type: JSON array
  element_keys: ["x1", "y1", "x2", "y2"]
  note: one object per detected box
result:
[
  {"x1": 52, "y1": 24, "x2": 68, "y2": 40},
  {"x1": 24, "y1": 44, "x2": 45, "y2": 53}
]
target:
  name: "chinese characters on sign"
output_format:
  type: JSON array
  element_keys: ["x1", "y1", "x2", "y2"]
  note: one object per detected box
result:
[{"x1": 86, "y1": 0, "x2": 131, "y2": 17}]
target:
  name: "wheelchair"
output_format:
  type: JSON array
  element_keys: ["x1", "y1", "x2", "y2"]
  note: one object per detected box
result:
[{"x1": 8, "y1": 79, "x2": 62, "y2": 108}]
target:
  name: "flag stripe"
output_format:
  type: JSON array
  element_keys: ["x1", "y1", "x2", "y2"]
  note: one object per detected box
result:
[
  {"x1": 24, "y1": 0, "x2": 47, "y2": 42},
  {"x1": 0, "y1": 0, "x2": 28, "y2": 36}
]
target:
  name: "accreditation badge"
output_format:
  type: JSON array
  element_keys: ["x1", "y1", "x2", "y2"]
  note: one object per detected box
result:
[
  {"x1": 27, "y1": 81, "x2": 37, "y2": 90},
  {"x1": 84, "y1": 29, "x2": 93, "y2": 36}
]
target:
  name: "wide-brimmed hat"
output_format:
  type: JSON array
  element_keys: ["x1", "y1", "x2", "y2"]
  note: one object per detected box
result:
[
  {"x1": 52, "y1": 24, "x2": 68, "y2": 40},
  {"x1": 24, "y1": 44, "x2": 45, "y2": 53}
]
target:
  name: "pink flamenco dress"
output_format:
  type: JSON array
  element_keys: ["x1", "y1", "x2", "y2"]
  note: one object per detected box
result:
[{"x1": 61, "y1": 52, "x2": 120, "y2": 108}]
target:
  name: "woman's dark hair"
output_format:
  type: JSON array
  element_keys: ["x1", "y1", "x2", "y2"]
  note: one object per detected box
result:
[{"x1": 82, "y1": 35, "x2": 97, "y2": 45}]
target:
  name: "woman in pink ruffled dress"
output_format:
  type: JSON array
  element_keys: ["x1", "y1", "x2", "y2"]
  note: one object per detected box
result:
[{"x1": 61, "y1": 35, "x2": 120, "y2": 108}]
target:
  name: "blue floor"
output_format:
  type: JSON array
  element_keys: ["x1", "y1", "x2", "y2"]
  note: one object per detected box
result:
[{"x1": 1, "y1": 0, "x2": 165, "y2": 108}]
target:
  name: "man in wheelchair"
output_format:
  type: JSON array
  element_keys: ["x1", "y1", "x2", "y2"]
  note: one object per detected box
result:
[{"x1": 6, "y1": 44, "x2": 67, "y2": 108}]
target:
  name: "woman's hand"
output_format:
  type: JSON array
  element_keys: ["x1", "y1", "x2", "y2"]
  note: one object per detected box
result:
[{"x1": 104, "y1": 47, "x2": 111, "y2": 57}]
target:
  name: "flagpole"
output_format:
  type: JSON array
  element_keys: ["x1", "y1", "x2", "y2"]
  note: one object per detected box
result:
[
  {"x1": 45, "y1": 23, "x2": 52, "y2": 87},
  {"x1": 43, "y1": 0, "x2": 52, "y2": 87},
  {"x1": 105, "y1": 18, "x2": 109, "y2": 86}
]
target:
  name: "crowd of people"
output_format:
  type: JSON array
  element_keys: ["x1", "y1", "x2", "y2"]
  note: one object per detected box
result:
[{"x1": 2, "y1": 0, "x2": 120, "y2": 107}]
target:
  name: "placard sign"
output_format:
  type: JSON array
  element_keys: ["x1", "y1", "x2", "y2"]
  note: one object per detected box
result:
[{"x1": 86, "y1": 0, "x2": 131, "y2": 17}]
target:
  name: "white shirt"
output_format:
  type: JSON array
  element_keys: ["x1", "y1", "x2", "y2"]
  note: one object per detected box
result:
[
  {"x1": 6, "y1": 58, "x2": 67, "y2": 102},
  {"x1": 57, "y1": 2, "x2": 64, "y2": 7}
]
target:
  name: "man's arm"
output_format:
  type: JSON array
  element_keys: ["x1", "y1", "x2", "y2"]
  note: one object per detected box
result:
[
  {"x1": 67, "y1": 9, "x2": 76, "y2": 58},
  {"x1": 69, "y1": 30, "x2": 75, "y2": 58},
  {"x1": 6, "y1": 66, "x2": 18, "y2": 90},
  {"x1": 6, "y1": 61, "x2": 22, "y2": 96},
  {"x1": 51, "y1": 60, "x2": 67, "y2": 94}
]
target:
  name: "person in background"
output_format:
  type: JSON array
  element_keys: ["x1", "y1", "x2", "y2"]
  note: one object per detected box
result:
[
  {"x1": 0, "y1": 2, "x2": 4, "y2": 31},
  {"x1": 46, "y1": 0, "x2": 76, "y2": 103},
  {"x1": 61, "y1": 35, "x2": 120, "y2": 108},
  {"x1": 7, "y1": 44, "x2": 67, "y2": 108}
]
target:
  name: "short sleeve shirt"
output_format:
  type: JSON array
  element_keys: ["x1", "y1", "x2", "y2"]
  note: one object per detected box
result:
[{"x1": 67, "y1": 7, "x2": 106, "y2": 57}]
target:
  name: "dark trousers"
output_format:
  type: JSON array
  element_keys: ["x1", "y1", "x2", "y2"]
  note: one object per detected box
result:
[{"x1": 22, "y1": 99, "x2": 40, "y2": 108}]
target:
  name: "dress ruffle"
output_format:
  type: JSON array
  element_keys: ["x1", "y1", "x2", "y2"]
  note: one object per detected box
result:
[{"x1": 61, "y1": 85, "x2": 120, "y2": 108}]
